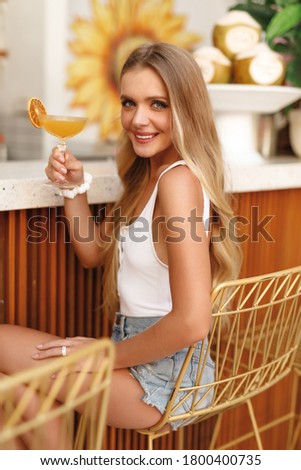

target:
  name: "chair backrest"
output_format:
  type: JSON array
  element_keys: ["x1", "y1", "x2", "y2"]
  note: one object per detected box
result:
[
  {"x1": 293, "y1": 341, "x2": 301, "y2": 373},
  {"x1": 143, "y1": 265, "x2": 301, "y2": 432},
  {"x1": 0, "y1": 338, "x2": 115, "y2": 449}
]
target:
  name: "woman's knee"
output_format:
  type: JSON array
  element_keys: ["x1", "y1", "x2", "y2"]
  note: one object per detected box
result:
[
  {"x1": 0, "y1": 324, "x2": 40, "y2": 374},
  {"x1": 0, "y1": 324, "x2": 14, "y2": 333},
  {"x1": 0, "y1": 325, "x2": 17, "y2": 370},
  {"x1": 0, "y1": 324, "x2": 14, "y2": 345},
  {"x1": 0, "y1": 324, "x2": 22, "y2": 349},
  {"x1": 0, "y1": 323, "x2": 10, "y2": 331}
]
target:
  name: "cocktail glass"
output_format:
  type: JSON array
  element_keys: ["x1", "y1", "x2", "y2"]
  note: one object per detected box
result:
[
  {"x1": 39, "y1": 114, "x2": 88, "y2": 189},
  {"x1": 27, "y1": 97, "x2": 88, "y2": 189}
]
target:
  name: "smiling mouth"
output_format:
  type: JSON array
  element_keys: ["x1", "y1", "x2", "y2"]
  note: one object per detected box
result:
[{"x1": 134, "y1": 133, "x2": 158, "y2": 141}]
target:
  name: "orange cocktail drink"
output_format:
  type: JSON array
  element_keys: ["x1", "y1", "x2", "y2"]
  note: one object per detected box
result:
[{"x1": 39, "y1": 115, "x2": 87, "y2": 140}]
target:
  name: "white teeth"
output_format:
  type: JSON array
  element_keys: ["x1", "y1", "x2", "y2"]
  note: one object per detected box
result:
[{"x1": 136, "y1": 134, "x2": 155, "y2": 140}]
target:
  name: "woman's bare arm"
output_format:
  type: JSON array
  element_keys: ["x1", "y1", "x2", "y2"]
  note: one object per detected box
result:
[
  {"x1": 45, "y1": 148, "x2": 110, "y2": 268},
  {"x1": 63, "y1": 194, "x2": 105, "y2": 268}
]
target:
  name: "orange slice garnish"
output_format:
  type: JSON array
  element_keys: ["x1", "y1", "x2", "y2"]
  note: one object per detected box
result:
[{"x1": 27, "y1": 97, "x2": 47, "y2": 128}]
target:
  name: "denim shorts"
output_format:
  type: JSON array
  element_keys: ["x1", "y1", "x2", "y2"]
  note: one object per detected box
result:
[{"x1": 111, "y1": 314, "x2": 215, "y2": 430}]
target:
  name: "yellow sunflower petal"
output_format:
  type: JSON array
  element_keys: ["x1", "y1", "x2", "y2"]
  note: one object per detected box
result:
[
  {"x1": 67, "y1": 57, "x2": 101, "y2": 87},
  {"x1": 86, "y1": 95, "x2": 102, "y2": 121},
  {"x1": 69, "y1": 20, "x2": 103, "y2": 55},
  {"x1": 171, "y1": 31, "x2": 203, "y2": 49},
  {"x1": 70, "y1": 77, "x2": 103, "y2": 106},
  {"x1": 137, "y1": 0, "x2": 173, "y2": 26},
  {"x1": 99, "y1": 98, "x2": 119, "y2": 139},
  {"x1": 92, "y1": 0, "x2": 117, "y2": 36}
]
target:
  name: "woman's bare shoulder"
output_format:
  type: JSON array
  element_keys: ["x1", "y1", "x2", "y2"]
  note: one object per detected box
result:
[{"x1": 158, "y1": 164, "x2": 204, "y2": 214}]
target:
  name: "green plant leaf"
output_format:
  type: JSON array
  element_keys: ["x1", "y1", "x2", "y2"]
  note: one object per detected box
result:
[
  {"x1": 275, "y1": 0, "x2": 301, "y2": 7},
  {"x1": 266, "y1": 3, "x2": 301, "y2": 40},
  {"x1": 270, "y1": 28, "x2": 301, "y2": 54},
  {"x1": 291, "y1": 27, "x2": 301, "y2": 53},
  {"x1": 272, "y1": 42, "x2": 295, "y2": 53},
  {"x1": 286, "y1": 57, "x2": 301, "y2": 86},
  {"x1": 229, "y1": 3, "x2": 275, "y2": 29}
]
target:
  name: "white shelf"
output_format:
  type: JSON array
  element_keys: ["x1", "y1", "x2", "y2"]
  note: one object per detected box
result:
[
  {"x1": 207, "y1": 84, "x2": 301, "y2": 114},
  {"x1": 206, "y1": 84, "x2": 301, "y2": 162}
]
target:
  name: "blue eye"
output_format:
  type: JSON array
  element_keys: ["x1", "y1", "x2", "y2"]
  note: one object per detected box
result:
[
  {"x1": 121, "y1": 99, "x2": 135, "y2": 108},
  {"x1": 153, "y1": 100, "x2": 168, "y2": 109}
]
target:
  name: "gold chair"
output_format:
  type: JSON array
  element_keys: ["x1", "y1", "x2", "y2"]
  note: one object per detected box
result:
[
  {"x1": 288, "y1": 344, "x2": 301, "y2": 449},
  {"x1": 0, "y1": 338, "x2": 115, "y2": 449},
  {"x1": 138, "y1": 265, "x2": 301, "y2": 450},
  {"x1": 259, "y1": 339, "x2": 301, "y2": 449}
]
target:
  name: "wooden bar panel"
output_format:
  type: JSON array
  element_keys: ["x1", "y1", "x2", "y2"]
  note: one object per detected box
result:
[
  {"x1": 235, "y1": 189, "x2": 301, "y2": 277},
  {"x1": 0, "y1": 187, "x2": 300, "y2": 449},
  {"x1": 0, "y1": 206, "x2": 106, "y2": 337},
  {"x1": 0, "y1": 211, "x2": 6, "y2": 324}
]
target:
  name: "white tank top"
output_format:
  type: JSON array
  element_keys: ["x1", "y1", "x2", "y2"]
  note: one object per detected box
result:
[{"x1": 117, "y1": 160, "x2": 210, "y2": 317}]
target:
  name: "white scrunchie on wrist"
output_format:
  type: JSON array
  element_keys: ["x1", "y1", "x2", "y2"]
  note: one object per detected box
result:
[{"x1": 57, "y1": 172, "x2": 92, "y2": 199}]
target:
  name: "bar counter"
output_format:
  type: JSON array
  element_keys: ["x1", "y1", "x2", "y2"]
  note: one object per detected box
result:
[
  {"x1": 1, "y1": 155, "x2": 301, "y2": 210},
  {"x1": 0, "y1": 155, "x2": 301, "y2": 450}
]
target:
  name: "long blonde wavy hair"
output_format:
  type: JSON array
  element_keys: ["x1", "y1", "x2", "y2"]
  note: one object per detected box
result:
[{"x1": 100, "y1": 42, "x2": 242, "y2": 319}]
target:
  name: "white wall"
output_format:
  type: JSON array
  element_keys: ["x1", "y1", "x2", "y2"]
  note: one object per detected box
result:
[
  {"x1": 175, "y1": 0, "x2": 235, "y2": 46},
  {"x1": 3, "y1": 0, "x2": 45, "y2": 113}
]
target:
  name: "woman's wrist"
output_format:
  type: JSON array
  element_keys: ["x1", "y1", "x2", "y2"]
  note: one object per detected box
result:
[{"x1": 57, "y1": 172, "x2": 92, "y2": 199}]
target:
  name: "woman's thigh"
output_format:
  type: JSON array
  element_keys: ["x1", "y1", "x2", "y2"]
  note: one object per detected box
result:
[
  {"x1": 0, "y1": 324, "x2": 60, "y2": 374},
  {"x1": 0, "y1": 324, "x2": 162, "y2": 430},
  {"x1": 107, "y1": 368, "x2": 162, "y2": 429}
]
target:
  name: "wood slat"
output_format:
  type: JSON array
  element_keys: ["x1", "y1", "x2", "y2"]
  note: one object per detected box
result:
[
  {"x1": 7, "y1": 210, "x2": 16, "y2": 323},
  {"x1": 0, "y1": 188, "x2": 300, "y2": 449}
]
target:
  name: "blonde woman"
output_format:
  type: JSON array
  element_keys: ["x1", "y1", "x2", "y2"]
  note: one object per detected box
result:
[{"x1": 0, "y1": 43, "x2": 241, "y2": 441}]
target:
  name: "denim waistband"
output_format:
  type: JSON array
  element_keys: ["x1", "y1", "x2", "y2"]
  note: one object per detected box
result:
[
  {"x1": 115, "y1": 313, "x2": 163, "y2": 328},
  {"x1": 114, "y1": 313, "x2": 205, "y2": 352}
]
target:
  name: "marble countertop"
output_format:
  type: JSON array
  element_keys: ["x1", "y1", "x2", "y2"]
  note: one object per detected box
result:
[
  {"x1": 0, "y1": 158, "x2": 121, "y2": 211},
  {"x1": 1, "y1": 155, "x2": 301, "y2": 211},
  {"x1": 224, "y1": 154, "x2": 301, "y2": 193}
]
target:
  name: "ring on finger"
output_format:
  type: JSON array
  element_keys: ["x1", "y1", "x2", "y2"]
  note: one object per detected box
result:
[{"x1": 61, "y1": 345, "x2": 67, "y2": 357}]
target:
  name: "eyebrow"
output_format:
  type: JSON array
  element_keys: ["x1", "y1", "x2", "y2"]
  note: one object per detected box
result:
[{"x1": 120, "y1": 94, "x2": 168, "y2": 101}]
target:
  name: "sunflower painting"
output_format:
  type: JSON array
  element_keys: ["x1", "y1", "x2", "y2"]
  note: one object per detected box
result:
[{"x1": 67, "y1": 0, "x2": 202, "y2": 140}]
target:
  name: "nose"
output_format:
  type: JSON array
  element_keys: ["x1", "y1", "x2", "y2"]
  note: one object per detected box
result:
[{"x1": 132, "y1": 105, "x2": 149, "y2": 127}]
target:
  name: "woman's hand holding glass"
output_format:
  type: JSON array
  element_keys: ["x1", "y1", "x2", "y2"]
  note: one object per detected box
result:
[{"x1": 45, "y1": 148, "x2": 84, "y2": 189}]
